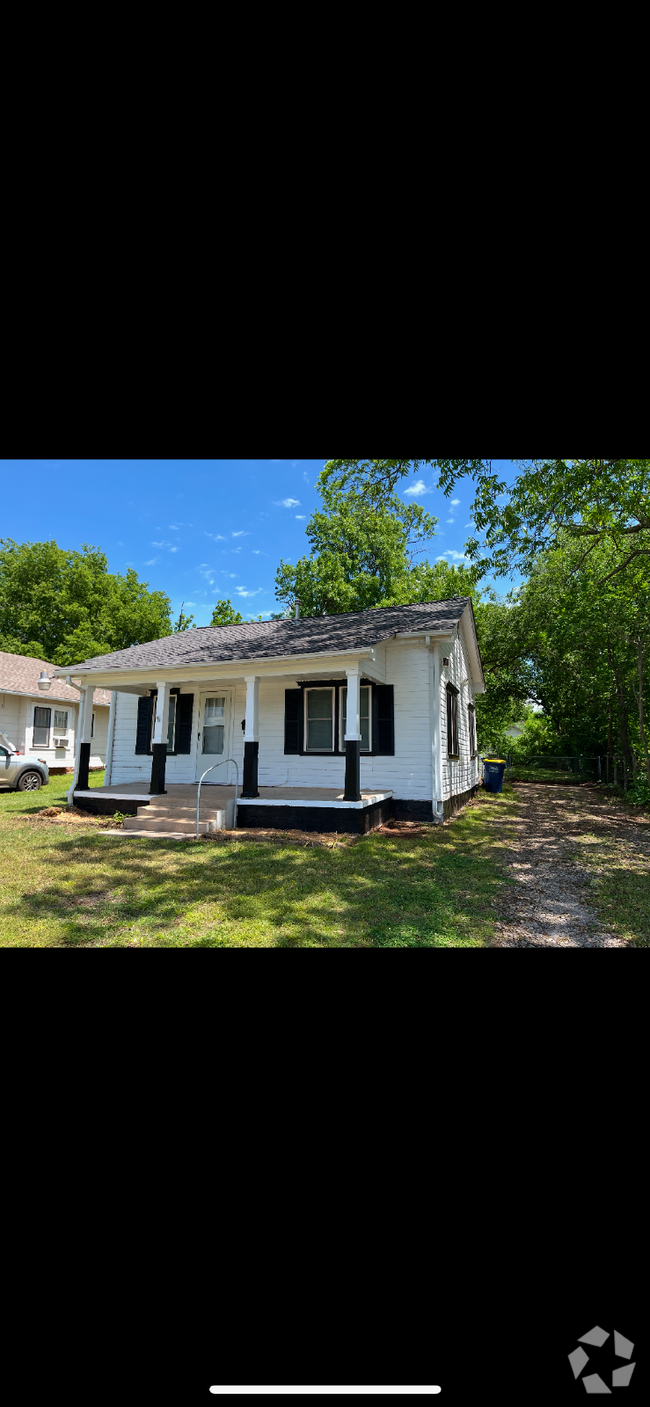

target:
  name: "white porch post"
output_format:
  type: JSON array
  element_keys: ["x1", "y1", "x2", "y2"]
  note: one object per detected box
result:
[
  {"x1": 104, "y1": 691, "x2": 117, "y2": 787},
  {"x1": 242, "y1": 675, "x2": 260, "y2": 797},
  {"x1": 428, "y1": 639, "x2": 443, "y2": 821},
  {"x1": 152, "y1": 681, "x2": 171, "y2": 746},
  {"x1": 343, "y1": 667, "x2": 361, "y2": 801},
  {"x1": 75, "y1": 686, "x2": 92, "y2": 792},
  {"x1": 150, "y1": 679, "x2": 170, "y2": 794}
]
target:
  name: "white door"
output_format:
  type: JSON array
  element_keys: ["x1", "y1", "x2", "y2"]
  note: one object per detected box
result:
[{"x1": 195, "y1": 692, "x2": 231, "y2": 781}]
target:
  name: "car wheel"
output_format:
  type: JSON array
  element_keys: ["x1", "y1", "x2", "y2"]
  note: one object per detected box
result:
[{"x1": 18, "y1": 771, "x2": 43, "y2": 791}]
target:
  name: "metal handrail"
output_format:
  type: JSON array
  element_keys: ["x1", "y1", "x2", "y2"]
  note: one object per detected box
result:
[{"x1": 196, "y1": 758, "x2": 240, "y2": 837}]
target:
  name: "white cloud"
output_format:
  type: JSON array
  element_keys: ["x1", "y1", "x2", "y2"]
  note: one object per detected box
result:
[
  {"x1": 274, "y1": 497, "x2": 300, "y2": 508},
  {"x1": 151, "y1": 540, "x2": 172, "y2": 547},
  {"x1": 404, "y1": 480, "x2": 432, "y2": 496},
  {"x1": 221, "y1": 572, "x2": 238, "y2": 578},
  {"x1": 295, "y1": 515, "x2": 306, "y2": 520},
  {"x1": 170, "y1": 546, "x2": 178, "y2": 553},
  {"x1": 451, "y1": 499, "x2": 461, "y2": 506},
  {"x1": 204, "y1": 532, "x2": 226, "y2": 541},
  {"x1": 235, "y1": 586, "x2": 264, "y2": 598},
  {"x1": 437, "y1": 549, "x2": 469, "y2": 561},
  {"x1": 303, "y1": 472, "x2": 309, "y2": 483},
  {"x1": 232, "y1": 531, "x2": 249, "y2": 537},
  {"x1": 446, "y1": 518, "x2": 455, "y2": 524},
  {"x1": 144, "y1": 557, "x2": 160, "y2": 566},
  {"x1": 169, "y1": 525, "x2": 180, "y2": 530}
]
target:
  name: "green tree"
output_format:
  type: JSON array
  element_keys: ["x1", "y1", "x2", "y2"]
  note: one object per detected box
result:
[
  {"x1": 322, "y1": 458, "x2": 650, "y2": 584},
  {"x1": 173, "y1": 602, "x2": 196, "y2": 631},
  {"x1": 210, "y1": 599, "x2": 244, "y2": 626},
  {"x1": 275, "y1": 477, "x2": 438, "y2": 615},
  {"x1": 0, "y1": 538, "x2": 173, "y2": 666}
]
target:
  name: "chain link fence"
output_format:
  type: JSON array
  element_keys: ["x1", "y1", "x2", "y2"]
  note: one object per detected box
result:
[{"x1": 505, "y1": 754, "x2": 634, "y2": 788}]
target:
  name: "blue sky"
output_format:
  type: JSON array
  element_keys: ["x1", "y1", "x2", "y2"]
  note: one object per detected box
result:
[{"x1": 0, "y1": 459, "x2": 518, "y2": 621}]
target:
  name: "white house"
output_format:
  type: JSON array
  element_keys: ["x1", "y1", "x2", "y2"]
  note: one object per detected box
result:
[
  {"x1": 0, "y1": 652, "x2": 111, "y2": 773},
  {"x1": 52, "y1": 598, "x2": 485, "y2": 832}
]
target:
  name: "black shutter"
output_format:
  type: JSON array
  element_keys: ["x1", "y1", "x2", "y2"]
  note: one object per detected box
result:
[
  {"x1": 135, "y1": 695, "x2": 153, "y2": 754},
  {"x1": 446, "y1": 686, "x2": 458, "y2": 755},
  {"x1": 176, "y1": 693, "x2": 194, "y2": 753},
  {"x1": 284, "y1": 689, "x2": 303, "y2": 754},
  {"x1": 374, "y1": 685, "x2": 394, "y2": 755}
]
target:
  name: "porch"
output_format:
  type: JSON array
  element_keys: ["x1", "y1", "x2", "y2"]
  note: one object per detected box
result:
[{"x1": 72, "y1": 781, "x2": 394, "y2": 834}]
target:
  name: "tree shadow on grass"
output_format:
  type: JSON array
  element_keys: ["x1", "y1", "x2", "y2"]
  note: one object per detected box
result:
[{"x1": 7, "y1": 818, "x2": 511, "y2": 947}]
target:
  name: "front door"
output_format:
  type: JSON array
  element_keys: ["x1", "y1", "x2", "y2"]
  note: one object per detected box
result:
[{"x1": 195, "y1": 692, "x2": 231, "y2": 781}]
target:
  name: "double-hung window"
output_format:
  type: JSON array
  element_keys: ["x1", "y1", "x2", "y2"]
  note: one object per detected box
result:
[
  {"x1": 467, "y1": 704, "x2": 477, "y2": 758},
  {"x1": 304, "y1": 688, "x2": 335, "y2": 752},
  {"x1": 149, "y1": 693, "x2": 178, "y2": 753},
  {"x1": 53, "y1": 710, "x2": 68, "y2": 735},
  {"x1": 340, "y1": 685, "x2": 371, "y2": 751},
  {"x1": 33, "y1": 706, "x2": 51, "y2": 746},
  {"x1": 446, "y1": 684, "x2": 459, "y2": 757}
]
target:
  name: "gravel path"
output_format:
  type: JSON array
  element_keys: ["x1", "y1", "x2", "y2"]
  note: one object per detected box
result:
[{"x1": 485, "y1": 783, "x2": 650, "y2": 948}]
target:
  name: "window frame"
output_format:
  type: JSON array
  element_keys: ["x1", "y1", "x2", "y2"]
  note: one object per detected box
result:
[
  {"x1": 33, "y1": 705, "x2": 51, "y2": 748},
  {"x1": 339, "y1": 684, "x2": 372, "y2": 753},
  {"x1": 467, "y1": 703, "x2": 477, "y2": 758},
  {"x1": 446, "y1": 683, "x2": 459, "y2": 758},
  {"x1": 53, "y1": 709, "x2": 69, "y2": 734},
  {"x1": 303, "y1": 686, "x2": 336, "y2": 753}
]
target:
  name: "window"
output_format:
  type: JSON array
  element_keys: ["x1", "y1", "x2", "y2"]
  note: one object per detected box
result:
[
  {"x1": 201, "y1": 696, "x2": 224, "y2": 755},
  {"x1": 149, "y1": 693, "x2": 178, "y2": 752},
  {"x1": 33, "y1": 706, "x2": 51, "y2": 746},
  {"x1": 468, "y1": 704, "x2": 477, "y2": 757},
  {"x1": 446, "y1": 684, "x2": 459, "y2": 757},
  {"x1": 54, "y1": 710, "x2": 68, "y2": 733},
  {"x1": 305, "y1": 688, "x2": 335, "y2": 751},
  {"x1": 340, "y1": 685, "x2": 371, "y2": 751}
]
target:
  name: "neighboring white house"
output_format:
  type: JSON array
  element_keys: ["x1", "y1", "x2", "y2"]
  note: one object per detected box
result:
[
  {"x1": 53, "y1": 599, "x2": 485, "y2": 830},
  {"x1": 0, "y1": 652, "x2": 111, "y2": 772}
]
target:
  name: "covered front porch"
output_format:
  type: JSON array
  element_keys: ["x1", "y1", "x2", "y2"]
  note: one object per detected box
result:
[{"x1": 73, "y1": 781, "x2": 394, "y2": 834}]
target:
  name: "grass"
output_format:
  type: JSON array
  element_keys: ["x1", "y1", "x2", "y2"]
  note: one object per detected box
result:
[
  {"x1": 0, "y1": 774, "x2": 519, "y2": 949},
  {"x1": 572, "y1": 822, "x2": 650, "y2": 949}
]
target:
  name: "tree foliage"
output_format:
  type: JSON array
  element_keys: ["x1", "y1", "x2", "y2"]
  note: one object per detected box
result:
[
  {"x1": 209, "y1": 599, "x2": 244, "y2": 626},
  {"x1": 0, "y1": 538, "x2": 172, "y2": 666}
]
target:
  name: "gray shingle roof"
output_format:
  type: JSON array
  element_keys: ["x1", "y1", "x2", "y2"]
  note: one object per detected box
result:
[{"x1": 53, "y1": 599, "x2": 473, "y2": 674}]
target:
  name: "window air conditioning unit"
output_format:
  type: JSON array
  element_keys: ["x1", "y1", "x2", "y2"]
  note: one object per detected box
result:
[{"x1": 55, "y1": 737, "x2": 69, "y2": 747}]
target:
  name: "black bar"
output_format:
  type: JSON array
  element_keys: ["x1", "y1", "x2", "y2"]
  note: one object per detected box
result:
[
  {"x1": 149, "y1": 742, "x2": 167, "y2": 794},
  {"x1": 78, "y1": 742, "x2": 91, "y2": 791},
  {"x1": 241, "y1": 740, "x2": 259, "y2": 798},
  {"x1": 344, "y1": 738, "x2": 361, "y2": 801}
]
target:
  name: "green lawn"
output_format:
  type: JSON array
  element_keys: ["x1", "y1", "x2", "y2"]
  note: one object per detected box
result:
[{"x1": 0, "y1": 774, "x2": 518, "y2": 948}]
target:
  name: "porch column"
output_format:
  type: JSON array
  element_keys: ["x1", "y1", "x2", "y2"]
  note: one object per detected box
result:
[
  {"x1": 149, "y1": 680, "x2": 170, "y2": 795},
  {"x1": 77, "y1": 687, "x2": 92, "y2": 791},
  {"x1": 242, "y1": 675, "x2": 260, "y2": 798},
  {"x1": 343, "y1": 667, "x2": 361, "y2": 802}
]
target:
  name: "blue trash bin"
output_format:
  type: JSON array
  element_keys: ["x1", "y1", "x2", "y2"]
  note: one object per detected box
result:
[{"x1": 483, "y1": 758, "x2": 507, "y2": 793}]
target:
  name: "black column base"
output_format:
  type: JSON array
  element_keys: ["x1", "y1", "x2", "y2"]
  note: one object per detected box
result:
[
  {"x1": 344, "y1": 739, "x2": 361, "y2": 801},
  {"x1": 241, "y1": 740, "x2": 259, "y2": 798},
  {"x1": 78, "y1": 742, "x2": 91, "y2": 791},
  {"x1": 149, "y1": 743, "x2": 168, "y2": 794}
]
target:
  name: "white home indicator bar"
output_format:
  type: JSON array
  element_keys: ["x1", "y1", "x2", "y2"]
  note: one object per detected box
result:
[{"x1": 209, "y1": 1390, "x2": 441, "y2": 1396}]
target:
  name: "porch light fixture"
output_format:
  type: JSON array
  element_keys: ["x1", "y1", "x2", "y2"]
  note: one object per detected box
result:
[{"x1": 37, "y1": 671, "x2": 52, "y2": 691}]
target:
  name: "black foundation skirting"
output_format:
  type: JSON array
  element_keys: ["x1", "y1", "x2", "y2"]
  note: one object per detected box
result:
[
  {"x1": 236, "y1": 799, "x2": 391, "y2": 834},
  {"x1": 77, "y1": 742, "x2": 91, "y2": 791},
  {"x1": 242, "y1": 740, "x2": 259, "y2": 798},
  {"x1": 73, "y1": 795, "x2": 149, "y2": 816},
  {"x1": 443, "y1": 783, "x2": 480, "y2": 819},
  {"x1": 391, "y1": 799, "x2": 435, "y2": 822}
]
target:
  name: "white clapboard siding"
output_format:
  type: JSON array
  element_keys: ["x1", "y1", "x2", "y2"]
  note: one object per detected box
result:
[{"x1": 440, "y1": 622, "x2": 481, "y2": 800}]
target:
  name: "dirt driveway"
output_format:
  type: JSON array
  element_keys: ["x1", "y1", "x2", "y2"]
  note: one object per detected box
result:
[{"x1": 484, "y1": 783, "x2": 650, "y2": 948}]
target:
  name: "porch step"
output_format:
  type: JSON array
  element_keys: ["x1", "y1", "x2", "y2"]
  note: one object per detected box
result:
[{"x1": 123, "y1": 814, "x2": 228, "y2": 834}]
